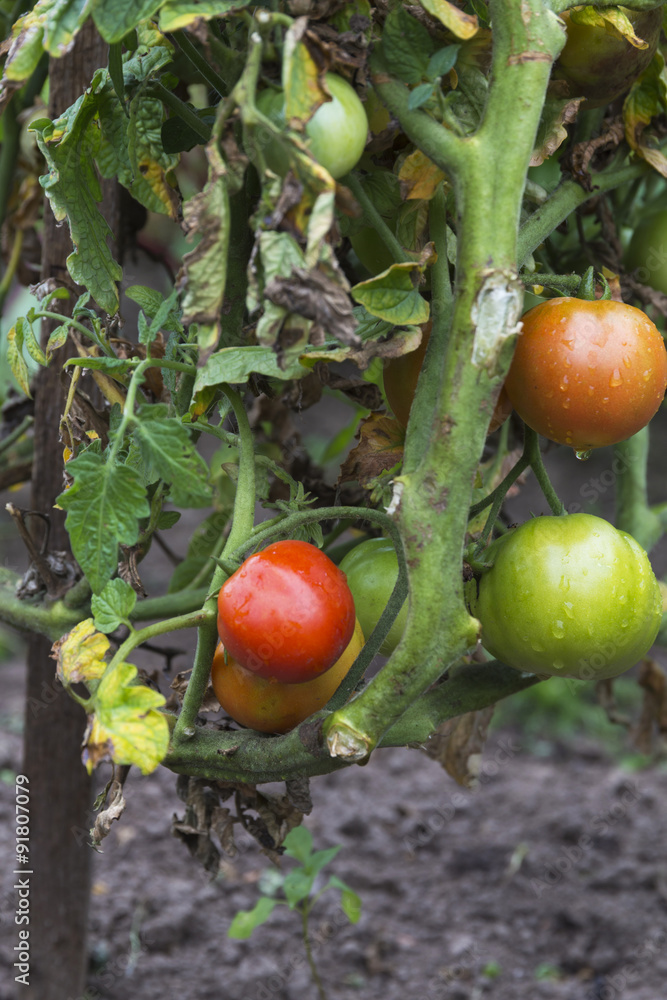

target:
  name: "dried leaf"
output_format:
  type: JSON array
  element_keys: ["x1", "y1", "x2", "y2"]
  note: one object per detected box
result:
[
  {"x1": 91, "y1": 779, "x2": 127, "y2": 848},
  {"x1": 338, "y1": 412, "x2": 404, "y2": 489},
  {"x1": 265, "y1": 268, "x2": 360, "y2": 346},
  {"x1": 633, "y1": 659, "x2": 667, "y2": 754},
  {"x1": 422, "y1": 706, "x2": 496, "y2": 788},
  {"x1": 398, "y1": 149, "x2": 447, "y2": 200}
]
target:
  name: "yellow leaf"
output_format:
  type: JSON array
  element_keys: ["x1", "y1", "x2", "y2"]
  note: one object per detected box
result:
[
  {"x1": 418, "y1": 0, "x2": 478, "y2": 39},
  {"x1": 399, "y1": 149, "x2": 447, "y2": 201},
  {"x1": 53, "y1": 619, "x2": 109, "y2": 685},
  {"x1": 82, "y1": 661, "x2": 168, "y2": 775}
]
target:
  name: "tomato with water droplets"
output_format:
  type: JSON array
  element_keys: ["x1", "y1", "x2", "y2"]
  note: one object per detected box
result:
[
  {"x1": 470, "y1": 514, "x2": 663, "y2": 681},
  {"x1": 217, "y1": 540, "x2": 356, "y2": 683},
  {"x1": 505, "y1": 298, "x2": 667, "y2": 451}
]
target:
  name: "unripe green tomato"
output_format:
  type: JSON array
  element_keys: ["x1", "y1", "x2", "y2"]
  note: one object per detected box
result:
[
  {"x1": 256, "y1": 73, "x2": 367, "y2": 180},
  {"x1": 339, "y1": 538, "x2": 407, "y2": 656},
  {"x1": 471, "y1": 514, "x2": 663, "y2": 681},
  {"x1": 554, "y1": 6, "x2": 662, "y2": 108},
  {"x1": 625, "y1": 210, "x2": 667, "y2": 296}
]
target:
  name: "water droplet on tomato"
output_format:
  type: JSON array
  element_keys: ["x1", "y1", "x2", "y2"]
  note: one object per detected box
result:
[
  {"x1": 575, "y1": 449, "x2": 592, "y2": 461},
  {"x1": 563, "y1": 602, "x2": 574, "y2": 618},
  {"x1": 552, "y1": 659, "x2": 565, "y2": 671},
  {"x1": 562, "y1": 399, "x2": 571, "y2": 409},
  {"x1": 609, "y1": 369, "x2": 623, "y2": 387},
  {"x1": 531, "y1": 640, "x2": 545, "y2": 652},
  {"x1": 552, "y1": 621, "x2": 565, "y2": 639}
]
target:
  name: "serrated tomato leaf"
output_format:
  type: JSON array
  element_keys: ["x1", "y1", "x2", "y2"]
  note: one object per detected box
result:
[
  {"x1": 53, "y1": 619, "x2": 110, "y2": 686},
  {"x1": 58, "y1": 451, "x2": 150, "y2": 594},
  {"x1": 91, "y1": 579, "x2": 138, "y2": 634},
  {"x1": 82, "y1": 660, "x2": 169, "y2": 775},
  {"x1": 132, "y1": 405, "x2": 212, "y2": 508}
]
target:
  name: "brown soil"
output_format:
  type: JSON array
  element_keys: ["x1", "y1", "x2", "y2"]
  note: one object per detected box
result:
[{"x1": 2, "y1": 648, "x2": 667, "y2": 1000}]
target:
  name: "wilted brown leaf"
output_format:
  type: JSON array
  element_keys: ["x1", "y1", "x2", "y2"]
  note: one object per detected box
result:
[
  {"x1": 339, "y1": 412, "x2": 404, "y2": 488},
  {"x1": 265, "y1": 267, "x2": 360, "y2": 345},
  {"x1": 422, "y1": 706, "x2": 496, "y2": 788}
]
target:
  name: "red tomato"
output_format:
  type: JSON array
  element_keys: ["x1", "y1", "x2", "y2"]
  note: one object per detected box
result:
[
  {"x1": 383, "y1": 321, "x2": 512, "y2": 432},
  {"x1": 210, "y1": 621, "x2": 364, "y2": 734},
  {"x1": 505, "y1": 298, "x2": 667, "y2": 451},
  {"x1": 217, "y1": 540, "x2": 356, "y2": 683}
]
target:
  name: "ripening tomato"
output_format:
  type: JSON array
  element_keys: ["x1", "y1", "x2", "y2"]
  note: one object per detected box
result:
[
  {"x1": 554, "y1": 6, "x2": 662, "y2": 108},
  {"x1": 339, "y1": 538, "x2": 407, "y2": 656},
  {"x1": 217, "y1": 540, "x2": 356, "y2": 683},
  {"x1": 471, "y1": 514, "x2": 663, "y2": 681},
  {"x1": 256, "y1": 74, "x2": 367, "y2": 180},
  {"x1": 383, "y1": 321, "x2": 512, "y2": 432},
  {"x1": 505, "y1": 298, "x2": 667, "y2": 451},
  {"x1": 210, "y1": 620, "x2": 364, "y2": 734}
]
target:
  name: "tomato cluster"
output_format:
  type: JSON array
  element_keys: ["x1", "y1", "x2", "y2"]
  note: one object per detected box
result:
[
  {"x1": 471, "y1": 514, "x2": 662, "y2": 681},
  {"x1": 215, "y1": 540, "x2": 360, "y2": 732}
]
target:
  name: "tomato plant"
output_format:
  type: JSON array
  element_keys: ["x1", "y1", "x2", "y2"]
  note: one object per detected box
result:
[
  {"x1": 339, "y1": 538, "x2": 407, "y2": 656},
  {"x1": 505, "y1": 298, "x2": 667, "y2": 452},
  {"x1": 257, "y1": 73, "x2": 367, "y2": 179},
  {"x1": 210, "y1": 620, "x2": 364, "y2": 734},
  {"x1": 5, "y1": 5, "x2": 667, "y2": 988},
  {"x1": 383, "y1": 322, "x2": 513, "y2": 431},
  {"x1": 217, "y1": 540, "x2": 356, "y2": 683},
  {"x1": 553, "y1": 5, "x2": 662, "y2": 107},
  {"x1": 471, "y1": 514, "x2": 663, "y2": 680}
]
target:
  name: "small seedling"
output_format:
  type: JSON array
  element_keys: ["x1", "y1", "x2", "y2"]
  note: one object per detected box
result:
[{"x1": 228, "y1": 826, "x2": 361, "y2": 1000}]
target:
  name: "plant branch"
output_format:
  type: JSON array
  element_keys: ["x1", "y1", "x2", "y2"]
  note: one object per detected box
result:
[{"x1": 341, "y1": 171, "x2": 411, "y2": 264}]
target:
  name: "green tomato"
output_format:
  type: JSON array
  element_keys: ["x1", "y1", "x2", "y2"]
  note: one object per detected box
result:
[
  {"x1": 339, "y1": 538, "x2": 407, "y2": 656},
  {"x1": 471, "y1": 514, "x2": 662, "y2": 681},
  {"x1": 625, "y1": 209, "x2": 667, "y2": 296},
  {"x1": 554, "y1": 6, "x2": 662, "y2": 108},
  {"x1": 256, "y1": 73, "x2": 367, "y2": 180}
]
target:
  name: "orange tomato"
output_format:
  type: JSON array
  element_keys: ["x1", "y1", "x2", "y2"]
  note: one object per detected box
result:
[{"x1": 210, "y1": 620, "x2": 364, "y2": 734}]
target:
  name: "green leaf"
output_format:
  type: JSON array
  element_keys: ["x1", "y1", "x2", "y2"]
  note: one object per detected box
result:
[
  {"x1": 138, "y1": 287, "x2": 180, "y2": 346},
  {"x1": 91, "y1": 579, "x2": 138, "y2": 633},
  {"x1": 194, "y1": 345, "x2": 311, "y2": 392},
  {"x1": 83, "y1": 659, "x2": 168, "y2": 774},
  {"x1": 381, "y1": 7, "x2": 434, "y2": 85},
  {"x1": 351, "y1": 267, "x2": 430, "y2": 325},
  {"x1": 161, "y1": 110, "x2": 214, "y2": 154},
  {"x1": 125, "y1": 285, "x2": 183, "y2": 334},
  {"x1": 328, "y1": 876, "x2": 362, "y2": 924},
  {"x1": 132, "y1": 404, "x2": 212, "y2": 508},
  {"x1": 282, "y1": 825, "x2": 313, "y2": 863},
  {"x1": 408, "y1": 83, "x2": 435, "y2": 111},
  {"x1": 91, "y1": 0, "x2": 163, "y2": 44},
  {"x1": 227, "y1": 896, "x2": 279, "y2": 939},
  {"x1": 1, "y1": 0, "x2": 89, "y2": 89},
  {"x1": 282, "y1": 868, "x2": 314, "y2": 909},
  {"x1": 32, "y1": 99, "x2": 123, "y2": 314},
  {"x1": 46, "y1": 325, "x2": 69, "y2": 359},
  {"x1": 307, "y1": 845, "x2": 342, "y2": 877},
  {"x1": 157, "y1": 510, "x2": 181, "y2": 530},
  {"x1": 427, "y1": 44, "x2": 461, "y2": 80},
  {"x1": 158, "y1": 0, "x2": 249, "y2": 31},
  {"x1": 58, "y1": 451, "x2": 150, "y2": 594}
]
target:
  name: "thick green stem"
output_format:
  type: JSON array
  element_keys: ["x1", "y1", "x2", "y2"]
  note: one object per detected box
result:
[
  {"x1": 402, "y1": 183, "x2": 452, "y2": 476},
  {"x1": 614, "y1": 427, "x2": 663, "y2": 552},
  {"x1": 163, "y1": 660, "x2": 538, "y2": 783},
  {"x1": 323, "y1": 0, "x2": 564, "y2": 762},
  {"x1": 524, "y1": 428, "x2": 566, "y2": 516}
]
